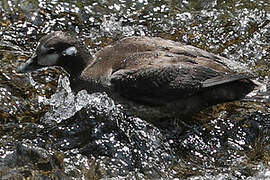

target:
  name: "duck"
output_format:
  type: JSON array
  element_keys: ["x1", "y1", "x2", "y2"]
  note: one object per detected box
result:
[{"x1": 17, "y1": 31, "x2": 256, "y2": 121}]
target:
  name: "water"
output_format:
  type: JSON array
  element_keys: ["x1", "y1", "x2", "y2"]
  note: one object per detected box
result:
[{"x1": 0, "y1": 0, "x2": 270, "y2": 179}]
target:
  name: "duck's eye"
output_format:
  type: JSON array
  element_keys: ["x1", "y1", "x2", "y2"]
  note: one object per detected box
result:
[{"x1": 47, "y1": 48, "x2": 56, "y2": 54}]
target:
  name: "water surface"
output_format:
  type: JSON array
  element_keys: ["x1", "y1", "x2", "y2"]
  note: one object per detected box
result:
[{"x1": 0, "y1": 0, "x2": 270, "y2": 179}]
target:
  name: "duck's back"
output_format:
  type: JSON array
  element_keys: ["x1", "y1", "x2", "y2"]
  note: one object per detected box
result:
[{"x1": 82, "y1": 36, "x2": 230, "y2": 77}]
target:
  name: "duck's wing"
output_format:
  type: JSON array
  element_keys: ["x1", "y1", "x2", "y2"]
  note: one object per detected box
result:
[{"x1": 110, "y1": 55, "x2": 250, "y2": 106}]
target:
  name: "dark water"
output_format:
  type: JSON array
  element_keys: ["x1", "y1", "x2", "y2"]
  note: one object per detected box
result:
[{"x1": 0, "y1": 0, "x2": 270, "y2": 179}]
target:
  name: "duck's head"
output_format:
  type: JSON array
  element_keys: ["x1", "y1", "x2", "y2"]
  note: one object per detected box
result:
[{"x1": 17, "y1": 31, "x2": 90, "y2": 78}]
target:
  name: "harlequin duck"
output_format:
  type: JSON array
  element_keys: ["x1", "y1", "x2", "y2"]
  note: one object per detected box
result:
[{"x1": 17, "y1": 31, "x2": 256, "y2": 120}]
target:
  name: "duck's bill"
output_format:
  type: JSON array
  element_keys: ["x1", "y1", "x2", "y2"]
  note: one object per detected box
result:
[{"x1": 17, "y1": 56, "x2": 42, "y2": 73}]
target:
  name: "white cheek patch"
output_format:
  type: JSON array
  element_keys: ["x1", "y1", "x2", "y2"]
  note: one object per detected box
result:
[
  {"x1": 38, "y1": 53, "x2": 59, "y2": 66},
  {"x1": 62, "y1": 46, "x2": 77, "y2": 56}
]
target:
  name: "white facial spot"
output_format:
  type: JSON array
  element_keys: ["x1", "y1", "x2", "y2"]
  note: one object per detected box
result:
[
  {"x1": 62, "y1": 46, "x2": 77, "y2": 56},
  {"x1": 38, "y1": 53, "x2": 59, "y2": 66}
]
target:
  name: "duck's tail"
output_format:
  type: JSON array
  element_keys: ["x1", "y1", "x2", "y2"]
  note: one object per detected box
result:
[{"x1": 241, "y1": 79, "x2": 270, "y2": 103}]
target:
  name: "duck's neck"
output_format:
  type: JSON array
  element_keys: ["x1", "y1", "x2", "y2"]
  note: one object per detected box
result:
[
  {"x1": 69, "y1": 74, "x2": 114, "y2": 96},
  {"x1": 62, "y1": 54, "x2": 88, "y2": 79},
  {"x1": 64, "y1": 44, "x2": 115, "y2": 94},
  {"x1": 63, "y1": 44, "x2": 91, "y2": 92},
  {"x1": 69, "y1": 75, "x2": 90, "y2": 93}
]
